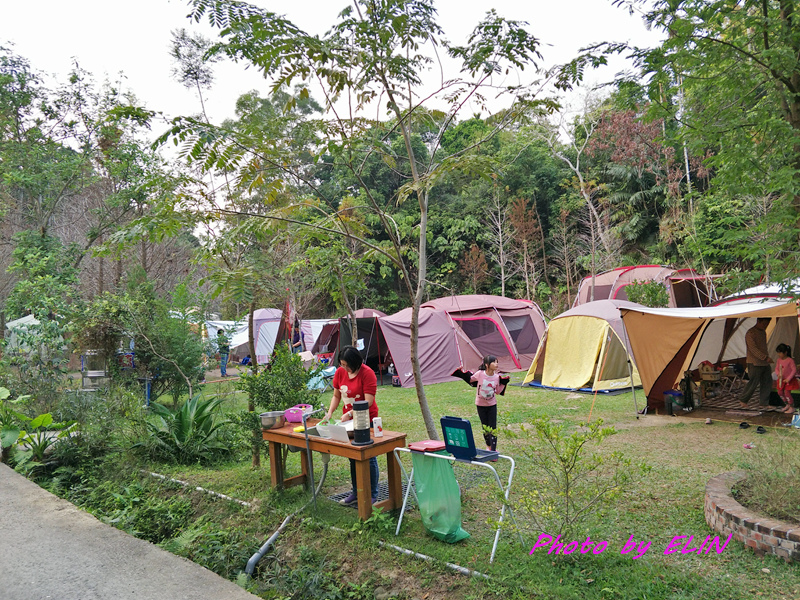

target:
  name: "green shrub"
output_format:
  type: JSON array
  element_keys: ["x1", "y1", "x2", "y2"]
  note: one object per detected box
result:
[
  {"x1": 734, "y1": 434, "x2": 800, "y2": 524},
  {"x1": 73, "y1": 480, "x2": 193, "y2": 543},
  {"x1": 506, "y1": 418, "x2": 649, "y2": 538},
  {"x1": 625, "y1": 280, "x2": 669, "y2": 308},
  {"x1": 140, "y1": 395, "x2": 232, "y2": 464},
  {"x1": 237, "y1": 345, "x2": 319, "y2": 413},
  {"x1": 160, "y1": 518, "x2": 256, "y2": 579}
]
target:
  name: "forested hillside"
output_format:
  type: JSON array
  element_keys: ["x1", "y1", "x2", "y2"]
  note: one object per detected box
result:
[{"x1": 2, "y1": 0, "x2": 798, "y2": 327}]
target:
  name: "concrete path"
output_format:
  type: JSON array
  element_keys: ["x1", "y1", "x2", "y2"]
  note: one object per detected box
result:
[{"x1": 0, "y1": 464, "x2": 260, "y2": 600}]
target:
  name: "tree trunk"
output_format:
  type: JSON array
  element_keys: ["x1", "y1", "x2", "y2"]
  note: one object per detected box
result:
[
  {"x1": 247, "y1": 300, "x2": 260, "y2": 469},
  {"x1": 411, "y1": 191, "x2": 438, "y2": 440}
]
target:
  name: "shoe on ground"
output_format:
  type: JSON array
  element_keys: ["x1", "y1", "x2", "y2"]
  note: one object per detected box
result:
[
  {"x1": 339, "y1": 492, "x2": 357, "y2": 505},
  {"x1": 756, "y1": 426, "x2": 767, "y2": 434},
  {"x1": 372, "y1": 495, "x2": 379, "y2": 504}
]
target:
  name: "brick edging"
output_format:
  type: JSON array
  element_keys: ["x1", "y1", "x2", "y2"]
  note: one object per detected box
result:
[{"x1": 704, "y1": 470, "x2": 800, "y2": 562}]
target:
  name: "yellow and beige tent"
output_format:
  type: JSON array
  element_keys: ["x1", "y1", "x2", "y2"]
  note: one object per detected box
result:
[
  {"x1": 523, "y1": 300, "x2": 642, "y2": 392},
  {"x1": 619, "y1": 299, "x2": 799, "y2": 411}
]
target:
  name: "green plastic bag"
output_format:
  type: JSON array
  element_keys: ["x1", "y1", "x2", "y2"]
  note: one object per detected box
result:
[{"x1": 411, "y1": 451, "x2": 470, "y2": 543}]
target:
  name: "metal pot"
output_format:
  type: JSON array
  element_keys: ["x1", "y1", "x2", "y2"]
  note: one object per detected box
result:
[{"x1": 260, "y1": 411, "x2": 286, "y2": 429}]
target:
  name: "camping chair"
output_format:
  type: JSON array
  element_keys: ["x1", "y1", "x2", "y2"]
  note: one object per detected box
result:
[{"x1": 320, "y1": 366, "x2": 336, "y2": 392}]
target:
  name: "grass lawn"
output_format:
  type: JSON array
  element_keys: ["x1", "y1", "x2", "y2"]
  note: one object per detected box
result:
[{"x1": 150, "y1": 373, "x2": 799, "y2": 600}]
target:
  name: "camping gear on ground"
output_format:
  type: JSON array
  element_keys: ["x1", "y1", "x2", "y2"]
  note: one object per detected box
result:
[
  {"x1": 410, "y1": 449, "x2": 470, "y2": 543},
  {"x1": 392, "y1": 375, "x2": 401, "y2": 387},
  {"x1": 307, "y1": 366, "x2": 336, "y2": 391},
  {"x1": 698, "y1": 361, "x2": 721, "y2": 381},
  {"x1": 440, "y1": 416, "x2": 498, "y2": 462},
  {"x1": 284, "y1": 404, "x2": 314, "y2": 422},
  {"x1": 260, "y1": 411, "x2": 286, "y2": 429},
  {"x1": 663, "y1": 390, "x2": 684, "y2": 415},
  {"x1": 206, "y1": 308, "x2": 288, "y2": 366},
  {"x1": 351, "y1": 400, "x2": 373, "y2": 446}
]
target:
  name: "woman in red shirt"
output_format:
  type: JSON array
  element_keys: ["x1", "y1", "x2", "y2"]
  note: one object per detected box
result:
[{"x1": 324, "y1": 345, "x2": 379, "y2": 505}]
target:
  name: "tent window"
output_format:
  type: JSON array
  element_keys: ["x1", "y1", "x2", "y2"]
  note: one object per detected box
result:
[
  {"x1": 455, "y1": 318, "x2": 511, "y2": 358},
  {"x1": 590, "y1": 284, "x2": 614, "y2": 301},
  {"x1": 504, "y1": 315, "x2": 539, "y2": 354}
]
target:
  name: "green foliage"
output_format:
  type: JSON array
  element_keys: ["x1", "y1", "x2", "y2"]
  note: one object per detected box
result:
[
  {"x1": 624, "y1": 280, "x2": 669, "y2": 308},
  {"x1": 348, "y1": 506, "x2": 394, "y2": 536},
  {"x1": 0, "y1": 386, "x2": 27, "y2": 462},
  {"x1": 141, "y1": 395, "x2": 232, "y2": 464},
  {"x1": 74, "y1": 479, "x2": 193, "y2": 543},
  {"x1": 237, "y1": 345, "x2": 318, "y2": 413},
  {"x1": 74, "y1": 278, "x2": 207, "y2": 403},
  {"x1": 734, "y1": 433, "x2": 800, "y2": 524},
  {"x1": 506, "y1": 418, "x2": 649, "y2": 538},
  {"x1": 263, "y1": 546, "x2": 348, "y2": 600},
  {"x1": 48, "y1": 385, "x2": 150, "y2": 474},
  {"x1": 16, "y1": 412, "x2": 74, "y2": 463},
  {"x1": 160, "y1": 518, "x2": 256, "y2": 580},
  {"x1": 5, "y1": 231, "x2": 80, "y2": 320},
  {"x1": 0, "y1": 384, "x2": 74, "y2": 468}
]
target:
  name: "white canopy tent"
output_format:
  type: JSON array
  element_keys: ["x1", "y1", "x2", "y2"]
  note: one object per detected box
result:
[
  {"x1": 205, "y1": 308, "x2": 286, "y2": 365},
  {"x1": 3, "y1": 315, "x2": 41, "y2": 351}
]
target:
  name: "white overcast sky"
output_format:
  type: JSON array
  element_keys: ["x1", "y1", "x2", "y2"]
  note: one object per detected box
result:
[{"x1": 2, "y1": 0, "x2": 662, "y2": 126}]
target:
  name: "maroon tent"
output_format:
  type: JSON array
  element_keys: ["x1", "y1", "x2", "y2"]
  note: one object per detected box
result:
[
  {"x1": 420, "y1": 295, "x2": 547, "y2": 372},
  {"x1": 379, "y1": 307, "x2": 483, "y2": 387},
  {"x1": 381, "y1": 295, "x2": 547, "y2": 386}
]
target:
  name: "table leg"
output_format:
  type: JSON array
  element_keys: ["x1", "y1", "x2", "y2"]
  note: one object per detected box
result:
[
  {"x1": 354, "y1": 459, "x2": 372, "y2": 520},
  {"x1": 268, "y1": 441, "x2": 284, "y2": 489},
  {"x1": 300, "y1": 448, "x2": 313, "y2": 492},
  {"x1": 385, "y1": 450, "x2": 402, "y2": 510}
]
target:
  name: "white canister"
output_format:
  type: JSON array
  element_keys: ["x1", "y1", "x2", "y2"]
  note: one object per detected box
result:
[{"x1": 372, "y1": 417, "x2": 383, "y2": 437}]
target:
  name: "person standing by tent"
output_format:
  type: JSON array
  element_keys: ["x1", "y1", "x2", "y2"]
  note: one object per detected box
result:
[
  {"x1": 291, "y1": 318, "x2": 305, "y2": 354},
  {"x1": 217, "y1": 329, "x2": 230, "y2": 378},
  {"x1": 324, "y1": 345, "x2": 380, "y2": 505},
  {"x1": 470, "y1": 355, "x2": 506, "y2": 452},
  {"x1": 774, "y1": 343, "x2": 797, "y2": 413},
  {"x1": 739, "y1": 318, "x2": 773, "y2": 408}
]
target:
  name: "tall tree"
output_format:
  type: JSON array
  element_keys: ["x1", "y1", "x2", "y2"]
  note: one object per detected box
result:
[{"x1": 156, "y1": 0, "x2": 549, "y2": 439}]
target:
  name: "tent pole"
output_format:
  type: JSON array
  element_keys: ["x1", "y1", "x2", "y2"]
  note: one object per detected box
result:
[
  {"x1": 620, "y1": 313, "x2": 641, "y2": 419},
  {"x1": 628, "y1": 357, "x2": 640, "y2": 419}
]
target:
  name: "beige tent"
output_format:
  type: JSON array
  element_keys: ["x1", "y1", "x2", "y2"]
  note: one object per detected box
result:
[
  {"x1": 619, "y1": 300, "x2": 799, "y2": 409},
  {"x1": 523, "y1": 300, "x2": 642, "y2": 392}
]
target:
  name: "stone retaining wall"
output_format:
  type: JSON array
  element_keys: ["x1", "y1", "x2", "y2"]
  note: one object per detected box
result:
[{"x1": 704, "y1": 471, "x2": 800, "y2": 563}]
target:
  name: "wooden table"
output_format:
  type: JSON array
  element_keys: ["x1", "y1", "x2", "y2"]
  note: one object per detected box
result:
[{"x1": 262, "y1": 421, "x2": 407, "y2": 520}]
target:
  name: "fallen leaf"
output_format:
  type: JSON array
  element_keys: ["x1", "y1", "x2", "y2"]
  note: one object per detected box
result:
[
  {"x1": 762, "y1": 568, "x2": 771, "y2": 574},
  {"x1": 586, "y1": 579, "x2": 595, "y2": 584}
]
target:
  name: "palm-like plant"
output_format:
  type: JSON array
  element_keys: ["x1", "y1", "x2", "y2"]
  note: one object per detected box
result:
[{"x1": 144, "y1": 396, "x2": 230, "y2": 463}]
